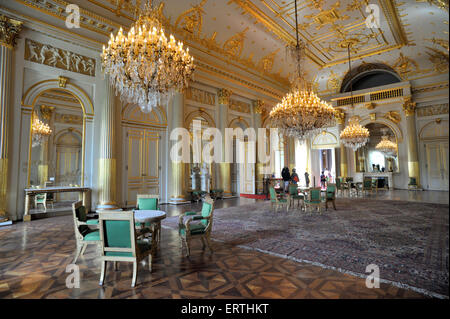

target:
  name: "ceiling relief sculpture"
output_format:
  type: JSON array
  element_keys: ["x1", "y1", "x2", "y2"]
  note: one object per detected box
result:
[{"x1": 24, "y1": 39, "x2": 96, "y2": 76}]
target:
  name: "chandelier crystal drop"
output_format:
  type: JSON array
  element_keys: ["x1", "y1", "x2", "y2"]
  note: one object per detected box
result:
[
  {"x1": 376, "y1": 135, "x2": 397, "y2": 155},
  {"x1": 269, "y1": 0, "x2": 334, "y2": 140},
  {"x1": 101, "y1": 1, "x2": 195, "y2": 113},
  {"x1": 339, "y1": 116, "x2": 370, "y2": 151},
  {"x1": 31, "y1": 115, "x2": 52, "y2": 147}
]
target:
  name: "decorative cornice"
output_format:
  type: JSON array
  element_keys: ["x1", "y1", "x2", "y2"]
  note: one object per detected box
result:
[
  {"x1": 0, "y1": 14, "x2": 23, "y2": 48},
  {"x1": 403, "y1": 97, "x2": 416, "y2": 116},
  {"x1": 217, "y1": 88, "x2": 232, "y2": 105}
]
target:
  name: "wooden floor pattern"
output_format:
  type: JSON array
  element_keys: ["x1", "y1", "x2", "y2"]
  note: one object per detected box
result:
[{"x1": 0, "y1": 203, "x2": 427, "y2": 299}]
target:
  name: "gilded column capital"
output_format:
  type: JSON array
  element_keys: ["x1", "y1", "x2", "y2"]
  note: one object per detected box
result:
[
  {"x1": 335, "y1": 108, "x2": 346, "y2": 125},
  {"x1": 252, "y1": 100, "x2": 264, "y2": 114},
  {"x1": 40, "y1": 105, "x2": 55, "y2": 121},
  {"x1": 0, "y1": 15, "x2": 23, "y2": 49},
  {"x1": 217, "y1": 88, "x2": 232, "y2": 105},
  {"x1": 403, "y1": 97, "x2": 416, "y2": 117}
]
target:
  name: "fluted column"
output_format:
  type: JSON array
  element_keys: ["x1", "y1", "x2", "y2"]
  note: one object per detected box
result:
[
  {"x1": 336, "y1": 109, "x2": 348, "y2": 177},
  {"x1": 403, "y1": 97, "x2": 421, "y2": 187},
  {"x1": 169, "y1": 92, "x2": 188, "y2": 203},
  {"x1": 217, "y1": 88, "x2": 232, "y2": 197},
  {"x1": 0, "y1": 16, "x2": 22, "y2": 224},
  {"x1": 97, "y1": 78, "x2": 118, "y2": 209},
  {"x1": 253, "y1": 100, "x2": 264, "y2": 194}
]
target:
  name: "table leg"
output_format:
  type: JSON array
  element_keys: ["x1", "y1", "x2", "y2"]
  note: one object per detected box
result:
[{"x1": 24, "y1": 194, "x2": 31, "y2": 222}]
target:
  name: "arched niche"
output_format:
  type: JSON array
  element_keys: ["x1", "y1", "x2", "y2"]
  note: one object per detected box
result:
[
  {"x1": 360, "y1": 117, "x2": 403, "y2": 143},
  {"x1": 312, "y1": 131, "x2": 338, "y2": 149},
  {"x1": 185, "y1": 109, "x2": 216, "y2": 129},
  {"x1": 228, "y1": 117, "x2": 250, "y2": 130},
  {"x1": 22, "y1": 80, "x2": 94, "y2": 187},
  {"x1": 122, "y1": 103, "x2": 167, "y2": 128},
  {"x1": 340, "y1": 63, "x2": 402, "y2": 93},
  {"x1": 419, "y1": 119, "x2": 449, "y2": 141}
]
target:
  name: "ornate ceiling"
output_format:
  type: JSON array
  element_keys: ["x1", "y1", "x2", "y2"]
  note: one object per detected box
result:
[{"x1": 2, "y1": 0, "x2": 448, "y2": 97}]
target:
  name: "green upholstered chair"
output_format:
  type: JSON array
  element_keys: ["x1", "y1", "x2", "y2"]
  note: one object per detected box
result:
[
  {"x1": 269, "y1": 186, "x2": 289, "y2": 211},
  {"x1": 304, "y1": 188, "x2": 324, "y2": 213},
  {"x1": 362, "y1": 177, "x2": 373, "y2": 195},
  {"x1": 288, "y1": 183, "x2": 304, "y2": 210},
  {"x1": 408, "y1": 177, "x2": 418, "y2": 190},
  {"x1": 325, "y1": 184, "x2": 336, "y2": 210},
  {"x1": 178, "y1": 196, "x2": 214, "y2": 257},
  {"x1": 72, "y1": 201, "x2": 100, "y2": 263},
  {"x1": 98, "y1": 210, "x2": 156, "y2": 288},
  {"x1": 136, "y1": 194, "x2": 161, "y2": 243},
  {"x1": 34, "y1": 193, "x2": 47, "y2": 211}
]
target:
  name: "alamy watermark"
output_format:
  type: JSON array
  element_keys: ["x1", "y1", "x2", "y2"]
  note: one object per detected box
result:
[
  {"x1": 365, "y1": 4, "x2": 381, "y2": 29},
  {"x1": 365, "y1": 264, "x2": 380, "y2": 288},
  {"x1": 65, "y1": 264, "x2": 80, "y2": 288},
  {"x1": 65, "y1": 4, "x2": 80, "y2": 29}
]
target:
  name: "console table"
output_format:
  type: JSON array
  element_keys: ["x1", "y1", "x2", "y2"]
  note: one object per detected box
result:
[
  {"x1": 23, "y1": 187, "x2": 91, "y2": 222},
  {"x1": 354, "y1": 172, "x2": 393, "y2": 190}
]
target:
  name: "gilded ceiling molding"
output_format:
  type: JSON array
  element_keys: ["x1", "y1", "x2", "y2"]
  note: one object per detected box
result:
[
  {"x1": 425, "y1": 47, "x2": 449, "y2": 74},
  {"x1": 392, "y1": 52, "x2": 420, "y2": 79},
  {"x1": 222, "y1": 27, "x2": 249, "y2": 59},
  {"x1": 257, "y1": 49, "x2": 279, "y2": 74},
  {"x1": 416, "y1": 0, "x2": 449, "y2": 11},
  {"x1": 326, "y1": 70, "x2": 341, "y2": 93},
  {"x1": 0, "y1": 14, "x2": 23, "y2": 49},
  {"x1": 217, "y1": 88, "x2": 232, "y2": 105},
  {"x1": 379, "y1": 0, "x2": 410, "y2": 46},
  {"x1": 175, "y1": 0, "x2": 207, "y2": 35}
]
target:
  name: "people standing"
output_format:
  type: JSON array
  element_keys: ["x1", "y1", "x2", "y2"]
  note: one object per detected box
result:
[
  {"x1": 320, "y1": 171, "x2": 326, "y2": 189},
  {"x1": 281, "y1": 167, "x2": 291, "y2": 192},
  {"x1": 291, "y1": 168, "x2": 299, "y2": 185},
  {"x1": 304, "y1": 172, "x2": 310, "y2": 188}
]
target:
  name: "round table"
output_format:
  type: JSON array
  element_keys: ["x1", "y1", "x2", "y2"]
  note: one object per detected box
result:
[
  {"x1": 134, "y1": 210, "x2": 166, "y2": 224},
  {"x1": 134, "y1": 210, "x2": 166, "y2": 244}
]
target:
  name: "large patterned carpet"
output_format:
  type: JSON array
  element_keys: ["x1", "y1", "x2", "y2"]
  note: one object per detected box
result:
[{"x1": 163, "y1": 198, "x2": 449, "y2": 298}]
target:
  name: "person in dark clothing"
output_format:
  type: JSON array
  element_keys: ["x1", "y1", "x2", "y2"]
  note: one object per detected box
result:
[
  {"x1": 281, "y1": 167, "x2": 291, "y2": 192},
  {"x1": 320, "y1": 171, "x2": 326, "y2": 189},
  {"x1": 304, "y1": 172, "x2": 310, "y2": 188},
  {"x1": 291, "y1": 168, "x2": 299, "y2": 184}
]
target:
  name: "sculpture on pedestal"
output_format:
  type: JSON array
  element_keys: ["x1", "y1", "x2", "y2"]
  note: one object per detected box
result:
[
  {"x1": 190, "y1": 165, "x2": 201, "y2": 191},
  {"x1": 200, "y1": 163, "x2": 210, "y2": 193}
]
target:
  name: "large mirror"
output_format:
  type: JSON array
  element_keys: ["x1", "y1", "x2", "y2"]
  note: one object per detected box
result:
[
  {"x1": 28, "y1": 89, "x2": 84, "y2": 199},
  {"x1": 354, "y1": 123, "x2": 399, "y2": 173}
]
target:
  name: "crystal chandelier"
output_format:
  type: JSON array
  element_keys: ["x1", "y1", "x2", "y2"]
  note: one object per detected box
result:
[
  {"x1": 340, "y1": 116, "x2": 370, "y2": 151},
  {"x1": 31, "y1": 113, "x2": 52, "y2": 147},
  {"x1": 376, "y1": 135, "x2": 397, "y2": 155},
  {"x1": 339, "y1": 44, "x2": 369, "y2": 150},
  {"x1": 101, "y1": 0, "x2": 195, "y2": 113},
  {"x1": 269, "y1": 0, "x2": 335, "y2": 140}
]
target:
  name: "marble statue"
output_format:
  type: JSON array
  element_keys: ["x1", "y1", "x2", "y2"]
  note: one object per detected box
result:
[
  {"x1": 200, "y1": 163, "x2": 210, "y2": 193},
  {"x1": 191, "y1": 165, "x2": 201, "y2": 191}
]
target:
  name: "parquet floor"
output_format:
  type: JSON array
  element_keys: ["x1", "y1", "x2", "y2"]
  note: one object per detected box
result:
[{"x1": 0, "y1": 198, "x2": 427, "y2": 299}]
